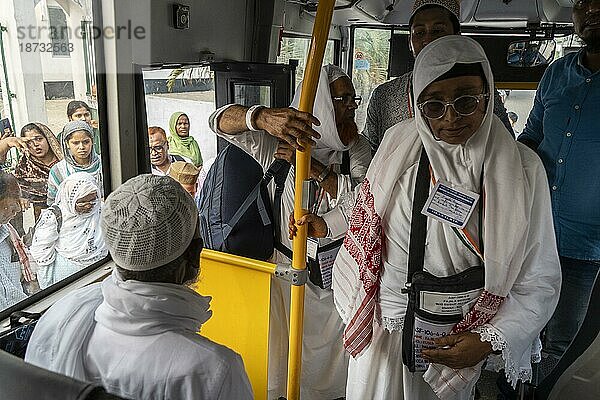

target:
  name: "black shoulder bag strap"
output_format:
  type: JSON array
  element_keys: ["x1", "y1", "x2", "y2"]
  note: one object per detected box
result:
[{"x1": 407, "y1": 148, "x2": 431, "y2": 280}]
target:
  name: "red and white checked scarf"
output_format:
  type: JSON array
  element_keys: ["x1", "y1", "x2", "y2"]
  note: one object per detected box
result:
[{"x1": 340, "y1": 179, "x2": 383, "y2": 357}]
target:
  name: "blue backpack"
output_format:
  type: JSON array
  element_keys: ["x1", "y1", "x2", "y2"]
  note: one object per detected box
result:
[{"x1": 198, "y1": 144, "x2": 290, "y2": 261}]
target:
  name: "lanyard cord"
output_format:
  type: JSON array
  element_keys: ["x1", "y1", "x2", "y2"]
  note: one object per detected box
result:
[{"x1": 429, "y1": 166, "x2": 485, "y2": 261}]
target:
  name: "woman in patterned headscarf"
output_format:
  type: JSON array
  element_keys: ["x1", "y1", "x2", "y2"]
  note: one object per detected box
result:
[
  {"x1": 13, "y1": 123, "x2": 63, "y2": 220},
  {"x1": 167, "y1": 112, "x2": 203, "y2": 167}
]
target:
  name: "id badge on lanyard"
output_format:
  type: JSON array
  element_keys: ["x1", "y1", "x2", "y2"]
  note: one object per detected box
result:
[{"x1": 421, "y1": 180, "x2": 480, "y2": 229}]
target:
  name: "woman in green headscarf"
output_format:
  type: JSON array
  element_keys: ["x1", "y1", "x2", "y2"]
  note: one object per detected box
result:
[{"x1": 167, "y1": 112, "x2": 203, "y2": 167}]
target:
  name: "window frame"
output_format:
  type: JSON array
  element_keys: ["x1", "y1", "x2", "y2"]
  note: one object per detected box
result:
[
  {"x1": 0, "y1": 0, "x2": 112, "y2": 323},
  {"x1": 47, "y1": 6, "x2": 71, "y2": 58}
]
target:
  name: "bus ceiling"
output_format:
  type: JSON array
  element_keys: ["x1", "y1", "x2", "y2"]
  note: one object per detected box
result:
[{"x1": 295, "y1": 0, "x2": 574, "y2": 32}]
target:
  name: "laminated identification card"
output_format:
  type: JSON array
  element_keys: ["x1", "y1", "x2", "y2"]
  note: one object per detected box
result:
[
  {"x1": 306, "y1": 237, "x2": 319, "y2": 261},
  {"x1": 413, "y1": 317, "x2": 454, "y2": 372},
  {"x1": 421, "y1": 180, "x2": 479, "y2": 229}
]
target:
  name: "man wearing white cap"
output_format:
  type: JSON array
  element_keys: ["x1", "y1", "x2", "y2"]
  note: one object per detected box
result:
[
  {"x1": 25, "y1": 174, "x2": 253, "y2": 400},
  {"x1": 362, "y1": 0, "x2": 513, "y2": 155}
]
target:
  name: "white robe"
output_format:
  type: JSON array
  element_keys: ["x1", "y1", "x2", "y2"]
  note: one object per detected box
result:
[
  {"x1": 25, "y1": 271, "x2": 253, "y2": 400},
  {"x1": 210, "y1": 100, "x2": 371, "y2": 399}
]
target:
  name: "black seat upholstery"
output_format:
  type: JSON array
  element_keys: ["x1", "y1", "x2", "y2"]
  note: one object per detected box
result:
[{"x1": 0, "y1": 350, "x2": 125, "y2": 400}]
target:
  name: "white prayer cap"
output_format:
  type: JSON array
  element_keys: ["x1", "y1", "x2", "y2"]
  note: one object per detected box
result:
[
  {"x1": 101, "y1": 174, "x2": 198, "y2": 271},
  {"x1": 323, "y1": 64, "x2": 349, "y2": 84},
  {"x1": 410, "y1": 0, "x2": 460, "y2": 29}
]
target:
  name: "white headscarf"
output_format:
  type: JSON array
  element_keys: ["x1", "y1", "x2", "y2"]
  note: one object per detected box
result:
[
  {"x1": 54, "y1": 172, "x2": 107, "y2": 265},
  {"x1": 290, "y1": 65, "x2": 351, "y2": 165}
]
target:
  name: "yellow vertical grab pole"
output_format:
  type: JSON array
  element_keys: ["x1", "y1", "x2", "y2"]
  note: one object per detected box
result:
[{"x1": 287, "y1": 1, "x2": 335, "y2": 399}]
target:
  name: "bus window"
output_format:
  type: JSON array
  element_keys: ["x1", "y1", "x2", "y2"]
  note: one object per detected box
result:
[
  {"x1": 141, "y1": 65, "x2": 218, "y2": 195},
  {"x1": 501, "y1": 90, "x2": 536, "y2": 137},
  {"x1": 0, "y1": 0, "x2": 108, "y2": 316},
  {"x1": 501, "y1": 34, "x2": 583, "y2": 137},
  {"x1": 277, "y1": 36, "x2": 336, "y2": 87},
  {"x1": 351, "y1": 27, "x2": 392, "y2": 132}
]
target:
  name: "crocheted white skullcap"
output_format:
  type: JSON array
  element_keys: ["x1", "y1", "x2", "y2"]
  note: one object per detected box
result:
[
  {"x1": 101, "y1": 174, "x2": 198, "y2": 271},
  {"x1": 323, "y1": 64, "x2": 349, "y2": 84},
  {"x1": 411, "y1": 0, "x2": 460, "y2": 23}
]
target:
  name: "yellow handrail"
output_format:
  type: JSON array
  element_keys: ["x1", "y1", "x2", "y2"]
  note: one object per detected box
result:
[{"x1": 287, "y1": 1, "x2": 336, "y2": 399}]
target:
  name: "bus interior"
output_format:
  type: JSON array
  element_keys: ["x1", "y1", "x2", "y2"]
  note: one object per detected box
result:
[{"x1": 0, "y1": 0, "x2": 598, "y2": 399}]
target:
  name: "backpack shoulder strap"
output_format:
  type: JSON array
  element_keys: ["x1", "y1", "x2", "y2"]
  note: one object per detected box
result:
[
  {"x1": 269, "y1": 159, "x2": 291, "y2": 249},
  {"x1": 221, "y1": 159, "x2": 291, "y2": 243}
]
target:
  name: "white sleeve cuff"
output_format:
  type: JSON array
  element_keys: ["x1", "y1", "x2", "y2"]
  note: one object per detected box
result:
[{"x1": 322, "y1": 206, "x2": 349, "y2": 240}]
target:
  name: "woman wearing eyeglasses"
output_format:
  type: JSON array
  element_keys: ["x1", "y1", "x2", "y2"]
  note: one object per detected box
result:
[
  {"x1": 30, "y1": 172, "x2": 107, "y2": 289},
  {"x1": 331, "y1": 36, "x2": 561, "y2": 400}
]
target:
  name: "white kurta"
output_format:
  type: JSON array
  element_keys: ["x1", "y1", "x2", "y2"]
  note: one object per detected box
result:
[
  {"x1": 210, "y1": 104, "x2": 371, "y2": 399},
  {"x1": 25, "y1": 272, "x2": 253, "y2": 400}
]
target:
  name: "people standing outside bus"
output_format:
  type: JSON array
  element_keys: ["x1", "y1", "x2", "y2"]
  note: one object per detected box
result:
[
  {"x1": 333, "y1": 35, "x2": 561, "y2": 400},
  {"x1": 25, "y1": 174, "x2": 253, "y2": 400},
  {"x1": 518, "y1": 0, "x2": 600, "y2": 371},
  {"x1": 362, "y1": 0, "x2": 513, "y2": 156},
  {"x1": 168, "y1": 112, "x2": 203, "y2": 168},
  {"x1": 47, "y1": 121, "x2": 103, "y2": 205},
  {"x1": 148, "y1": 126, "x2": 185, "y2": 176},
  {"x1": 209, "y1": 64, "x2": 371, "y2": 399}
]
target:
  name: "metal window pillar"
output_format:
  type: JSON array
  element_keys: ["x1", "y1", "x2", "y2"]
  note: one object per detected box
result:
[{"x1": 0, "y1": 23, "x2": 16, "y2": 134}]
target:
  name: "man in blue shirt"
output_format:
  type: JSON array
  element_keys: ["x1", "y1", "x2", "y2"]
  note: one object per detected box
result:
[{"x1": 518, "y1": 0, "x2": 600, "y2": 368}]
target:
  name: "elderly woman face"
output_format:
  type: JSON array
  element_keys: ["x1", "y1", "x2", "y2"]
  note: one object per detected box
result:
[
  {"x1": 175, "y1": 115, "x2": 190, "y2": 137},
  {"x1": 330, "y1": 76, "x2": 359, "y2": 146},
  {"x1": 418, "y1": 75, "x2": 488, "y2": 145}
]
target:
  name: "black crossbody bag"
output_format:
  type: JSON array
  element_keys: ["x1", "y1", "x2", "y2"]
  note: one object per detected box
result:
[{"x1": 401, "y1": 149, "x2": 485, "y2": 372}]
